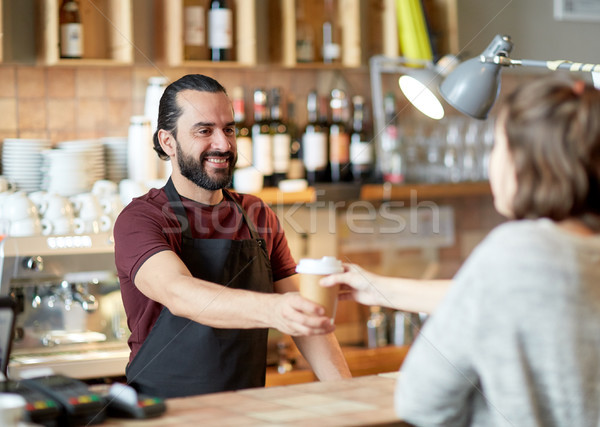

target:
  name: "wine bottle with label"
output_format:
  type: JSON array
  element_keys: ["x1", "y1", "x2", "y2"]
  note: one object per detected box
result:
[
  {"x1": 252, "y1": 89, "x2": 274, "y2": 187},
  {"x1": 287, "y1": 102, "x2": 305, "y2": 180},
  {"x1": 183, "y1": 0, "x2": 207, "y2": 60},
  {"x1": 329, "y1": 89, "x2": 352, "y2": 182},
  {"x1": 232, "y1": 87, "x2": 252, "y2": 169},
  {"x1": 302, "y1": 91, "x2": 330, "y2": 184},
  {"x1": 270, "y1": 88, "x2": 291, "y2": 186},
  {"x1": 350, "y1": 95, "x2": 374, "y2": 183},
  {"x1": 59, "y1": 0, "x2": 83, "y2": 59},
  {"x1": 208, "y1": 0, "x2": 233, "y2": 61}
]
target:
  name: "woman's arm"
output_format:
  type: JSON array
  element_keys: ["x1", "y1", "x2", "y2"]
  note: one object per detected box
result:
[{"x1": 320, "y1": 264, "x2": 451, "y2": 314}]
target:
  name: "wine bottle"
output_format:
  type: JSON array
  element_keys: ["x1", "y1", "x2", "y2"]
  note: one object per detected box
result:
[
  {"x1": 270, "y1": 88, "x2": 291, "y2": 186},
  {"x1": 232, "y1": 87, "x2": 252, "y2": 169},
  {"x1": 380, "y1": 92, "x2": 404, "y2": 183},
  {"x1": 59, "y1": 0, "x2": 83, "y2": 59},
  {"x1": 287, "y1": 101, "x2": 305, "y2": 180},
  {"x1": 208, "y1": 0, "x2": 233, "y2": 61},
  {"x1": 321, "y1": 0, "x2": 341, "y2": 63},
  {"x1": 302, "y1": 91, "x2": 330, "y2": 184},
  {"x1": 252, "y1": 89, "x2": 274, "y2": 187},
  {"x1": 350, "y1": 95, "x2": 374, "y2": 183},
  {"x1": 295, "y1": 1, "x2": 315, "y2": 63},
  {"x1": 183, "y1": 0, "x2": 207, "y2": 61},
  {"x1": 329, "y1": 89, "x2": 352, "y2": 182}
]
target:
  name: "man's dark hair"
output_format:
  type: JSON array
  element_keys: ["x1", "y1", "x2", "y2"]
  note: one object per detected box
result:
[{"x1": 152, "y1": 74, "x2": 227, "y2": 160}]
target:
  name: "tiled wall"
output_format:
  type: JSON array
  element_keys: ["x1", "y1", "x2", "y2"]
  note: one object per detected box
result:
[{"x1": 0, "y1": 64, "x2": 376, "y2": 144}]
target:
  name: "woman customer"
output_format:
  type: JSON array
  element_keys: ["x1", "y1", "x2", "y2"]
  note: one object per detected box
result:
[{"x1": 322, "y1": 76, "x2": 600, "y2": 426}]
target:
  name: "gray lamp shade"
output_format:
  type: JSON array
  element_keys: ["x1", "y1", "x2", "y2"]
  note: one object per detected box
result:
[
  {"x1": 439, "y1": 34, "x2": 513, "y2": 120},
  {"x1": 439, "y1": 57, "x2": 502, "y2": 120}
]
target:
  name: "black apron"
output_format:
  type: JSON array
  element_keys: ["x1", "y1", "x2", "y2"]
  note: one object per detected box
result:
[{"x1": 126, "y1": 178, "x2": 273, "y2": 398}]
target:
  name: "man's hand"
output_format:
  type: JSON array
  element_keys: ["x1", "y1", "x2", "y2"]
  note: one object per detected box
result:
[{"x1": 269, "y1": 292, "x2": 335, "y2": 336}]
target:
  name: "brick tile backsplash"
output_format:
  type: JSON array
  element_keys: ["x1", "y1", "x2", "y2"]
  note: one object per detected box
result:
[
  {"x1": 17, "y1": 98, "x2": 47, "y2": 131},
  {"x1": 0, "y1": 67, "x2": 16, "y2": 98},
  {"x1": 16, "y1": 67, "x2": 46, "y2": 98},
  {"x1": 47, "y1": 68, "x2": 76, "y2": 98},
  {"x1": 0, "y1": 98, "x2": 17, "y2": 132},
  {"x1": 47, "y1": 98, "x2": 76, "y2": 132}
]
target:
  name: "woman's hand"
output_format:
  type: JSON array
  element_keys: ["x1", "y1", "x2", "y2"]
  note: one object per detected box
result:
[{"x1": 320, "y1": 263, "x2": 393, "y2": 308}]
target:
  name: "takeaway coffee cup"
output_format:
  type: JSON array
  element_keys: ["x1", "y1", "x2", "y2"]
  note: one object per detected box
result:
[
  {"x1": 0, "y1": 393, "x2": 26, "y2": 426},
  {"x1": 296, "y1": 256, "x2": 344, "y2": 322}
]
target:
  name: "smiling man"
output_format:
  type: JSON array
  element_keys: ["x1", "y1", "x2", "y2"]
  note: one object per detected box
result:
[{"x1": 113, "y1": 74, "x2": 350, "y2": 398}]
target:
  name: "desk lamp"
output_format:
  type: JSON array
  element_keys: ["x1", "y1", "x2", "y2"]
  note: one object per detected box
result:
[{"x1": 439, "y1": 34, "x2": 600, "y2": 119}]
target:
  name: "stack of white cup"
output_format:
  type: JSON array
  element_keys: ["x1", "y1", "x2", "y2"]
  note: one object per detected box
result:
[
  {"x1": 29, "y1": 191, "x2": 77, "y2": 235},
  {"x1": 0, "y1": 191, "x2": 51, "y2": 237}
]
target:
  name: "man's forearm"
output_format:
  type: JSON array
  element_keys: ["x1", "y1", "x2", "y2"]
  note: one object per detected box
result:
[{"x1": 293, "y1": 332, "x2": 351, "y2": 381}]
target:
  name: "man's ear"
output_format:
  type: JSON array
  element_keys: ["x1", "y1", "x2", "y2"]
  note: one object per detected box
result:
[{"x1": 158, "y1": 129, "x2": 176, "y2": 157}]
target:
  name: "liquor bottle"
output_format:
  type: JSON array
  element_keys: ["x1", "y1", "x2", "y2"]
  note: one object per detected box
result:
[
  {"x1": 302, "y1": 91, "x2": 329, "y2": 184},
  {"x1": 252, "y1": 89, "x2": 274, "y2": 187},
  {"x1": 270, "y1": 88, "x2": 291, "y2": 186},
  {"x1": 379, "y1": 92, "x2": 404, "y2": 183},
  {"x1": 232, "y1": 87, "x2": 252, "y2": 169},
  {"x1": 329, "y1": 89, "x2": 352, "y2": 182},
  {"x1": 295, "y1": 1, "x2": 314, "y2": 63},
  {"x1": 321, "y1": 0, "x2": 341, "y2": 63},
  {"x1": 208, "y1": 0, "x2": 233, "y2": 61},
  {"x1": 350, "y1": 95, "x2": 374, "y2": 183},
  {"x1": 287, "y1": 101, "x2": 305, "y2": 180},
  {"x1": 59, "y1": 0, "x2": 83, "y2": 59},
  {"x1": 183, "y1": 0, "x2": 207, "y2": 60}
]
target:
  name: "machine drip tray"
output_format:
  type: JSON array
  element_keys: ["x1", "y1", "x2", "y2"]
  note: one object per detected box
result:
[{"x1": 9, "y1": 341, "x2": 130, "y2": 380}]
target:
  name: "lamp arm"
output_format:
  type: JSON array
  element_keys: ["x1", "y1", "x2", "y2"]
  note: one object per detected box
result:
[{"x1": 484, "y1": 55, "x2": 600, "y2": 73}]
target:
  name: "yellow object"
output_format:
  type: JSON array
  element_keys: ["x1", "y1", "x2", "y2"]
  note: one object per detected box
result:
[{"x1": 396, "y1": 0, "x2": 433, "y2": 62}]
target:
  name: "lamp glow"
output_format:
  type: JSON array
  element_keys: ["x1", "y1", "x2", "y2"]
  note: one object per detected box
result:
[{"x1": 399, "y1": 75, "x2": 445, "y2": 120}]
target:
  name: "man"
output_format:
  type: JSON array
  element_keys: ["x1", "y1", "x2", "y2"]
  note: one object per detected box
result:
[{"x1": 114, "y1": 74, "x2": 350, "y2": 398}]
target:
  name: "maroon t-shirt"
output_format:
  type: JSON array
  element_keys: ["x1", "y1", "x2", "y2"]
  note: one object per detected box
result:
[{"x1": 113, "y1": 187, "x2": 297, "y2": 362}]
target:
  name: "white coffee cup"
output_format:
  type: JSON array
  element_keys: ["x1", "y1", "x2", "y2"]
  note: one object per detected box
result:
[
  {"x1": 28, "y1": 191, "x2": 49, "y2": 216},
  {"x1": 3, "y1": 192, "x2": 39, "y2": 221},
  {"x1": 119, "y1": 179, "x2": 148, "y2": 206},
  {"x1": 0, "y1": 393, "x2": 26, "y2": 427},
  {"x1": 9, "y1": 218, "x2": 47, "y2": 237},
  {"x1": 233, "y1": 167, "x2": 264, "y2": 194},
  {"x1": 296, "y1": 257, "x2": 344, "y2": 322},
  {"x1": 70, "y1": 193, "x2": 103, "y2": 220},
  {"x1": 73, "y1": 215, "x2": 111, "y2": 234},
  {"x1": 100, "y1": 194, "x2": 124, "y2": 218},
  {"x1": 44, "y1": 193, "x2": 75, "y2": 220},
  {"x1": 92, "y1": 179, "x2": 118, "y2": 198},
  {"x1": 50, "y1": 217, "x2": 75, "y2": 235}
]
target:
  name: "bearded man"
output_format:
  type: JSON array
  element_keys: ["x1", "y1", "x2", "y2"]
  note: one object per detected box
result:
[{"x1": 114, "y1": 74, "x2": 350, "y2": 398}]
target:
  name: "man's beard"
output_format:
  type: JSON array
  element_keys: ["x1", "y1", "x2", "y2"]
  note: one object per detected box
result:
[{"x1": 175, "y1": 138, "x2": 236, "y2": 191}]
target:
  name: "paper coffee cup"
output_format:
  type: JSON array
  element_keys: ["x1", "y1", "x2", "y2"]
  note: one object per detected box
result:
[{"x1": 296, "y1": 256, "x2": 343, "y2": 321}]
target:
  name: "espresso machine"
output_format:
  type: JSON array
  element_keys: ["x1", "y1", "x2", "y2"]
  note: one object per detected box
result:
[{"x1": 0, "y1": 232, "x2": 130, "y2": 380}]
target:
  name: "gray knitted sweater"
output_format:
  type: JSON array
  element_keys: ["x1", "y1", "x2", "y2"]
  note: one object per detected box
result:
[{"x1": 395, "y1": 219, "x2": 600, "y2": 427}]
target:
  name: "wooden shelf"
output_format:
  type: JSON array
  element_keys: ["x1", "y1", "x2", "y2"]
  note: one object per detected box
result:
[
  {"x1": 360, "y1": 181, "x2": 492, "y2": 201},
  {"x1": 36, "y1": 0, "x2": 133, "y2": 65},
  {"x1": 250, "y1": 182, "x2": 491, "y2": 205},
  {"x1": 252, "y1": 187, "x2": 316, "y2": 205}
]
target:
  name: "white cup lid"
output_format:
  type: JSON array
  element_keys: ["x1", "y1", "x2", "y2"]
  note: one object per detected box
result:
[{"x1": 296, "y1": 256, "x2": 343, "y2": 275}]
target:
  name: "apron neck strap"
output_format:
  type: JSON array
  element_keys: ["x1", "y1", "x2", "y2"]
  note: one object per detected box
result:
[{"x1": 164, "y1": 178, "x2": 261, "y2": 240}]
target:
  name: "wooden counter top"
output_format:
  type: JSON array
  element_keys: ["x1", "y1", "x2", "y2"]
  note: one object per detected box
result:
[{"x1": 103, "y1": 373, "x2": 409, "y2": 426}]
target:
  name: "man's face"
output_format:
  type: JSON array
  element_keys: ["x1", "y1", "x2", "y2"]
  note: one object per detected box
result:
[{"x1": 173, "y1": 90, "x2": 237, "y2": 190}]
